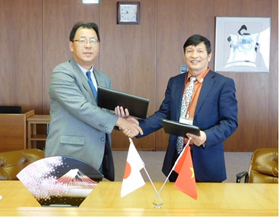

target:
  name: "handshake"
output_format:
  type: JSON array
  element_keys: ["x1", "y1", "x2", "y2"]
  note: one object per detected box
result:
[{"x1": 114, "y1": 106, "x2": 143, "y2": 138}]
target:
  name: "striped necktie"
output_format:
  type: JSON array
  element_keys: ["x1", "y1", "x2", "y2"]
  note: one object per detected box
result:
[{"x1": 176, "y1": 76, "x2": 197, "y2": 154}]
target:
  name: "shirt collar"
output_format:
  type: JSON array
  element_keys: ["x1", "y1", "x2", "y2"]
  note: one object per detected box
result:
[
  {"x1": 187, "y1": 67, "x2": 210, "y2": 83},
  {"x1": 77, "y1": 64, "x2": 94, "y2": 77}
]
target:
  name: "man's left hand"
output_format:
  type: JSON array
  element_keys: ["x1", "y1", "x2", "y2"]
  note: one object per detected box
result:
[{"x1": 187, "y1": 131, "x2": 207, "y2": 147}]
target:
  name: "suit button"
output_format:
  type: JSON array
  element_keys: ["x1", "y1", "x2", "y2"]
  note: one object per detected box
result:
[{"x1": 101, "y1": 137, "x2": 105, "y2": 141}]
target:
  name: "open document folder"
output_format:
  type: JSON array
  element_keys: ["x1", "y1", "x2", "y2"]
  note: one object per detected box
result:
[{"x1": 98, "y1": 87, "x2": 149, "y2": 119}]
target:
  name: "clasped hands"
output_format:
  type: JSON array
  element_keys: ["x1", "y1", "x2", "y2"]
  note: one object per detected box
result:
[{"x1": 114, "y1": 106, "x2": 143, "y2": 138}]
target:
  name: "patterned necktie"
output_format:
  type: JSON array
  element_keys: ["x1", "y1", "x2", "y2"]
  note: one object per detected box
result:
[
  {"x1": 176, "y1": 76, "x2": 197, "y2": 154},
  {"x1": 86, "y1": 71, "x2": 98, "y2": 100}
]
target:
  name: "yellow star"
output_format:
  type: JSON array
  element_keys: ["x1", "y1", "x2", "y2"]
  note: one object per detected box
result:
[{"x1": 190, "y1": 167, "x2": 195, "y2": 179}]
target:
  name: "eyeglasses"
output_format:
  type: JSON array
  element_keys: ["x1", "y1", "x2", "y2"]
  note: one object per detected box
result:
[{"x1": 73, "y1": 38, "x2": 99, "y2": 45}]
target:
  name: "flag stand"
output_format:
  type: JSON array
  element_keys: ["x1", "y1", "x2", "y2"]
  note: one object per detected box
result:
[
  {"x1": 127, "y1": 138, "x2": 163, "y2": 207},
  {"x1": 152, "y1": 138, "x2": 192, "y2": 206},
  {"x1": 142, "y1": 167, "x2": 164, "y2": 208}
]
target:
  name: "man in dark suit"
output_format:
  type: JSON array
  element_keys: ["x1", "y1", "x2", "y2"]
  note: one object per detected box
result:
[
  {"x1": 117, "y1": 34, "x2": 238, "y2": 182},
  {"x1": 45, "y1": 22, "x2": 142, "y2": 181}
]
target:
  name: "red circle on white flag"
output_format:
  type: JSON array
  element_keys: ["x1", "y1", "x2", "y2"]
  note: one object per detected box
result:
[{"x1": 123, "y1": 162, "x2": 131, "y2": 179}]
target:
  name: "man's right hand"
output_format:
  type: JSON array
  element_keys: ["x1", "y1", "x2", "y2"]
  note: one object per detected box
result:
[{"x1": 115, "y1": 116, "x2": 143, "y2": 138}]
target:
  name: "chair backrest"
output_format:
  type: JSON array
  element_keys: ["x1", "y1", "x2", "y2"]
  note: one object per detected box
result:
[
  {"x1": 0, "y1": 149, "x2": 45, "y2": 180},
  {"x1": 0, "y1": 106, "x2": 22, "y2": 113},
  {"x1": 248, "y1": 148, "x2": 278, "y2": 183}
]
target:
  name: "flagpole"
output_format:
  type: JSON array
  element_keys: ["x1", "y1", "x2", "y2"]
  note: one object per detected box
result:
[
  {"x1": 152, "y1": 138, "x2": 192, "y2": 204},
  {"x1": 128, "y1": 138, "x2": 163, "y2": 206},
  {"x1": 142, "y1": 166, "x2": 164, "y2": 207}
]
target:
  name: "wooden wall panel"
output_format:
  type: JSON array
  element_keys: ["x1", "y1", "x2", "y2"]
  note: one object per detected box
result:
[
  {"x1": 155, "y1": 0, "x2": 215, "y2": 150},
  {"x1": 269, "y1": 0, "x2": 278, "y2": 149},
  {"x1": 42, "y1": 0, "x2": 100, "y2": 114},
  {"x1": 0, "y1": 0, "x2": 43, "y2": 113},
  {"x1": 215, "y1": 0, "x2": 278, "y2": 151},
  {"x1": 99, "y1": 0, "x2": 157, "y2": 150},
  {"x1": 0, "y1": 0, "x2": 277, "y2": 152}
]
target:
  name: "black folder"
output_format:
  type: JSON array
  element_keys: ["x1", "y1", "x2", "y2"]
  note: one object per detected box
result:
[
  {"x1": 162, "y1": 119, "x2": 200, "y2": 137},
  {"x1": 98, "y1": 87, "x2": 149, "y2": 119}
]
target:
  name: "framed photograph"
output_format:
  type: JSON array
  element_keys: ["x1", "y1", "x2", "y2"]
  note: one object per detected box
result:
[
  {"x1": 117, "y1": 2, "x2": 140, "y2": 25},
  {"x1": 214, "y1": 17, "x2": 271, "y2": 73}
]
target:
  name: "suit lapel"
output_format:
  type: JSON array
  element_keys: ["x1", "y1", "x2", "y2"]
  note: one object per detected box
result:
[
  {"x1": 194, "y1": 70, "x2": 216, "y2": 117},
  {"x1": 93, "y1": 69, "x2": 106, "y2": 88},
  {"x1": 69, "y1": 59, "x2": 96, "y2": 101}
]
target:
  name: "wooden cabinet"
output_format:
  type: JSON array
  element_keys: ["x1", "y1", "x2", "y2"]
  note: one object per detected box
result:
[{"x1": 0, "y1": 110, "x2": 34, "y2": 152}]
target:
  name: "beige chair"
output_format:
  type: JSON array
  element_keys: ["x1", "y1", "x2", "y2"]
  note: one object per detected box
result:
[
  {"x1": 236, "y1": 148, "x2": 278, "y2": 183},
  {"x1": 0, "y1": 149, "x2": 44, "y2": 180}
]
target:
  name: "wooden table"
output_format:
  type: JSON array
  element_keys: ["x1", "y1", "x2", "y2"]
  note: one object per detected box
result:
[
  {"x1": 0, "y1": 181, "x2": 277, "y2": 216},
  {"x1": 27, "y1": 115, "x2": 50, "y2": 149}
]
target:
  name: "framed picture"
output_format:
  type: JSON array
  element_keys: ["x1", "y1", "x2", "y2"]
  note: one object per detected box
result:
[
  {"x1": 214, "y1": 17, "x2": 271, "y2": 73},
  {"x1": 117, "y1": 2, "x2": 140, "y2": 25}
]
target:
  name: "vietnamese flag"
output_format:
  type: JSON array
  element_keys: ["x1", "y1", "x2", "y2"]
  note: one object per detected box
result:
[
  {"x1": 120, "y1": 138, "x2": 145, "y2": 197},
  {"x1": 174, "y1": 145, "x2": 197, "y2": 200}
]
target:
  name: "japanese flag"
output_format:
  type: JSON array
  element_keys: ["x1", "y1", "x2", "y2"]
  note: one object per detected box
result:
[{"x1": 121, "y1": 138, "x2": 145, "y2": 197}]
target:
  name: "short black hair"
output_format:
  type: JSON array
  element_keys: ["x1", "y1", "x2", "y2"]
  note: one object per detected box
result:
[
  {"x1": 69, "y1": 22, "x2": 100, "y2": 42},
  {"x1": 183, "y1": 34, "x2": 211, "y2": 54}
]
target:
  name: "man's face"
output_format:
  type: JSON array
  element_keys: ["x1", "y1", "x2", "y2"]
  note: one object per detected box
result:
[
  {"x1": 184, "y1": 42, "x2": 211, "y2": 76},
  {"x1": 69, "y1": 27, "x2": 99, "y2": 70}
]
